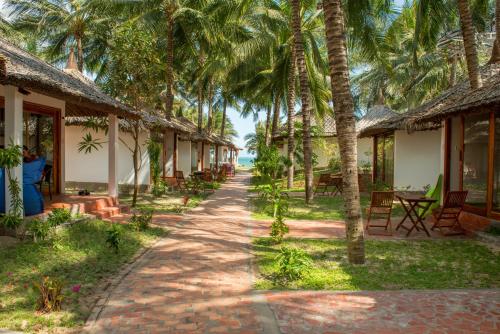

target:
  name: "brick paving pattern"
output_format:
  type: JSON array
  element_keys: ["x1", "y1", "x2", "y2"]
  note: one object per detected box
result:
[
  {"x1": 88, "y1": 173, "x2": 278, "y2": 333},
  {"x1": 87, "y1": 171, "x2": 500, "y2": 333},
  {"x1": 266, "y1": 290, "x2": 500, "y2": 334}
]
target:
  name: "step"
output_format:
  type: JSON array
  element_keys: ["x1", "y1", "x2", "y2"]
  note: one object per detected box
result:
[{"x1": 91, "y1": 206, "x2": 121, "y2": 220}]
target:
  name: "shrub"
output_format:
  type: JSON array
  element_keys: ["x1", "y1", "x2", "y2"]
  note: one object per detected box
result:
[
  {"x1": 28, "y1": 218, "x2": 52, "y2": 242},
  {"x1": 47, "y1": 208, "x2": 72, "y2": 227},
  {"x1": 106, "y1": 224, "x2": 122, "y2": 252},
  {"x1": 0, "y1": 143, "x2": 23, "y2": 230},
  {"x1": 34, "y1": 276, "x2": 65, "y2": 313},
  {"x1": 275, "y1": 247, "x2": 312, "y2": 281},
  {"x1": 130, "y1": 208, "x2": 153, "y2": 231},
  {"x1": 270, "y1": 193, "x2": 289, "y2": 244}
]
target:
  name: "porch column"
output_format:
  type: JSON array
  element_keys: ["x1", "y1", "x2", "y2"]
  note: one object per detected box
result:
[
  {"x1": 108, "y1": 114, "x2": 119, "y2": 199},
  {"x1": 60, "y1": 103, "x2": 66, "y2": 193},
  {"x1": 4, "y1": 86, "x2": 23, "y2": 213},
  {"x1": 215, "y1": 145, "x2": 219, "y2": 172}
]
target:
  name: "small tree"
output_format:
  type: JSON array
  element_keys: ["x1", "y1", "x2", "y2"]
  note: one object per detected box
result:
[
  {"x1": 79, "y1": 21, "x2": 163, "y2": 206},
  {"x1": 254, "y1": 141, "x2": 290, "y2": 243},
  {"x1": 147, "y1": 139, "x2": 162, "y2": 196},
  {"x1": 0, "y1": 142, "x2": 23, "y2": 230}
]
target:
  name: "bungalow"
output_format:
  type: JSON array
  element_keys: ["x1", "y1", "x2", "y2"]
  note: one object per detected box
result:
[
  {"x1": 357, "y1": 64, "x2": 500, "y2": 225},
  {"x1": 407, "y1": 65, "x2": 500, "y2": 222},
  {"x1": 0, "y1": 37, "x2": 138, "y2": 215},
  {"x1": 274, "y1": 107, "x2": 395, "y2": 172},
  {"x1": 358, "y1": 107, "x2": 442, "y2": 191}
]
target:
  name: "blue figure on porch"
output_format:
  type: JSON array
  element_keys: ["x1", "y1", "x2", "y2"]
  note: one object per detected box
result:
[
  {"x1": 0, "y1": 157, "x2": 46, "y2": 216},
  {"x1": 23, "y1": 157, "x2": 46, "y2": 216}
]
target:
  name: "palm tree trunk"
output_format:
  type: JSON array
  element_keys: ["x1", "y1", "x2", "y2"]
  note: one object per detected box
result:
[
  {"x1": 264, "y1": 104, "x2": 272, "y2": 146},
  {"x1": 489, "y1": 0, "x2": 500, "y2": 63},
  {"x1": 457, "y1": 0, "x2": 482, "y2": 89},
  {"x1": 76, "y1": 35, "x2": 84, "y2": 72},
  {"x1": 323, "y1": 0, "x2": 365, "y2": 265},
  {"x1": 165, "y1": 6, "x2": 175, "y2": 118},
  {"x1": 220, "y1": 97, "x2": 227, "y2": 138},
  {"x1": 207, "y1": 79, "x2": 214, "y2": 133},
  {"x1": 449, "y1": 53, "x2": 458, "y2": 87},
  {"x1": 271, "y1": 92, "x2": 281, "y2": 142},
  {"x1": 197, "y1": 83, "x2": 203, "y2": 133},
  {"x1": 291, "y1": 0, "x2": 314, "y2": 204},
  {"x1": 287, "y1": 44, "x2": 296, "y2": 189}
]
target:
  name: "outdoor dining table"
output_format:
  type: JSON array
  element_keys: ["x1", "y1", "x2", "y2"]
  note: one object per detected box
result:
[{"x1": 395, "y1": 193, "x2": 437, "y2": 237}]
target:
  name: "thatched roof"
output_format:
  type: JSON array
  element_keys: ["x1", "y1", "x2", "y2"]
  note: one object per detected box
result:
[
  {"x1": 356, "y1": 105, "x2": 399, "y2": 137},
  {"x1": 0, "y1": 37, "x2": 137, "y2": 118},
  {"x1": 406, "y1": 64, "x2": 500, "y2": 131}
]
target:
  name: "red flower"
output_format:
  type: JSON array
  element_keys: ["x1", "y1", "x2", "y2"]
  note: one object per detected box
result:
[{"x1": 71, "y1": 284, "x2": 81, "y2": 293}]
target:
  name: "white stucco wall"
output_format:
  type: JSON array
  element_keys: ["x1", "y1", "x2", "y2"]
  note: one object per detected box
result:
[
  {"x1": 203, "y1": 143, "x2": 211, "y2": 168},
  {"x1": 449, "y1": 117, "x2": 462, "y2": 191},
  {"x1": 191, "y1": 142, "x2": 198, "y2": 171},
  {"x1": 65, "y1": 126, "x2": 150, "y2": 185},
  {"x1": 394, "y1": 129, "x2": 442, "y2": 190},
  {"x1": 163, "y1": 130, "x2": 175, "y2": 177},
  {"x1": 177, "y1": 139, "x2": 191, "y2": 176}
]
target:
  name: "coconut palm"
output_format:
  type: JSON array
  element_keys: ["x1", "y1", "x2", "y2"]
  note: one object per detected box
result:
[
  {"x1": 290, "y1": 0, "x2": 314, "y2": 204},
  {"x1": 5, "y1": 0, "x2": 107, "y2": 72},
  {"x1": 457, "y1": 0, "x2": 482, "y2": 88},
  {"x1": 322, "y1": 0, "x2": 366, "y2": 264}
]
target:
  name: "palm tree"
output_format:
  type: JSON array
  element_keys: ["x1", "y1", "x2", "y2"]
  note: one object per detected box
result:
[
  {"x1": 489, "y1": 0, "x2": 500, "y2": 63},
  {"x1": 457, "y1": 0, "x2": 482, "y2": 89},
  {"x1": 290, "y1": 0, "x2": 314, "y2": 204},
  {"x1": 323, "y1": 0, "x2": 365, "y2": 264},
  {"x1": 286, "y1": 43, "x2": 296, "y2": 189},
  {"x1": 6, "y1": 0, "x2": 101, "y2": 72}
]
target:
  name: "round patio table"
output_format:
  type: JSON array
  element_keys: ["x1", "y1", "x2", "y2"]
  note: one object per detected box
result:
[{"x1": 395, "y1": 193, "x2": 437, "y2": 237}]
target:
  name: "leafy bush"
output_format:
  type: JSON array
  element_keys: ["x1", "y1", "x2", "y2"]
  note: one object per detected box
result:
[
  {"x1": 130, "y1": 208, "x2": 153, "y2": 231},
  {"x1": 275, "y1": 247, "x2": 312, "y2": 281},
  {"x1": 106, "y1": 224, "x2": 122, "y2": 252},
  {"x1": 28, "y1": 218, "x2": 52, "y2": 242},
  {"x1": 47, "y1": 208, "x2": 72, "y2": 227},
  {"x1": 270, "y1": 193, "x2": 289, "y2": 244},
  {"x1": 0, "y1": 143, "x2": 23, "y2": 230},
  {"x1": 34, "y1": 276, "x2": 65, "y2": 313}
]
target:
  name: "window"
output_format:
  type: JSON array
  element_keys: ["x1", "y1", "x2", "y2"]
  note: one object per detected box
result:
[{"x1": 462, "y1": 113, "x2": 489, "y2": 208}]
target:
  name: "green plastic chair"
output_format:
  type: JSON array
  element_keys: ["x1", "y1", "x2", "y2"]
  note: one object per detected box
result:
[{"x1": 418, "y1": 174, "x2": 443, "y2": 218}]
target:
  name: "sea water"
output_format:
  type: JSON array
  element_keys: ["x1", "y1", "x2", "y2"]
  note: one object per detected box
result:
[{"x1": 237, "y1": 156, "x2": 254, "y2": 168}]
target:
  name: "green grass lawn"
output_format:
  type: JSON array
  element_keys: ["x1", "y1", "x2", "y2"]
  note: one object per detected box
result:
[
  {"x1": 120, "y1": 192, "x2": 209, "y2": 214},
  {"x1": 250, "y1": 194, "x2": 405, "y2": 221},
  {"x1": 0, "y1": 220, "x2": 166, "y2": 333},
  {"x1": 253, "y1": 238, "x2": 500, "y2": 290}
]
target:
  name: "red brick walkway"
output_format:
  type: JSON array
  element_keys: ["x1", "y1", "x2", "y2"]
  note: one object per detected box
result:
[
  {"x1": 86, "y1": 172, "x2": 500, "y2": 333},
  {"x1": 86, "y1": 173, "x2": 280, "y2": 333}
]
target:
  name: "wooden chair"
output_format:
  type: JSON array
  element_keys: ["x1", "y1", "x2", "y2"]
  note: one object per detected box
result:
[
  {"x1": 175, "y1": 171, "x2": 189, "y2": 192},
  {"x1": 431, "y1": 191, "x2": 468, "y2": 235},
  {"x1": 314, "y1": 173, "x2": 331, "y2": 195},
  {"x1": 366, "y1": 191, "x2": 394, "y2": 235}
]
